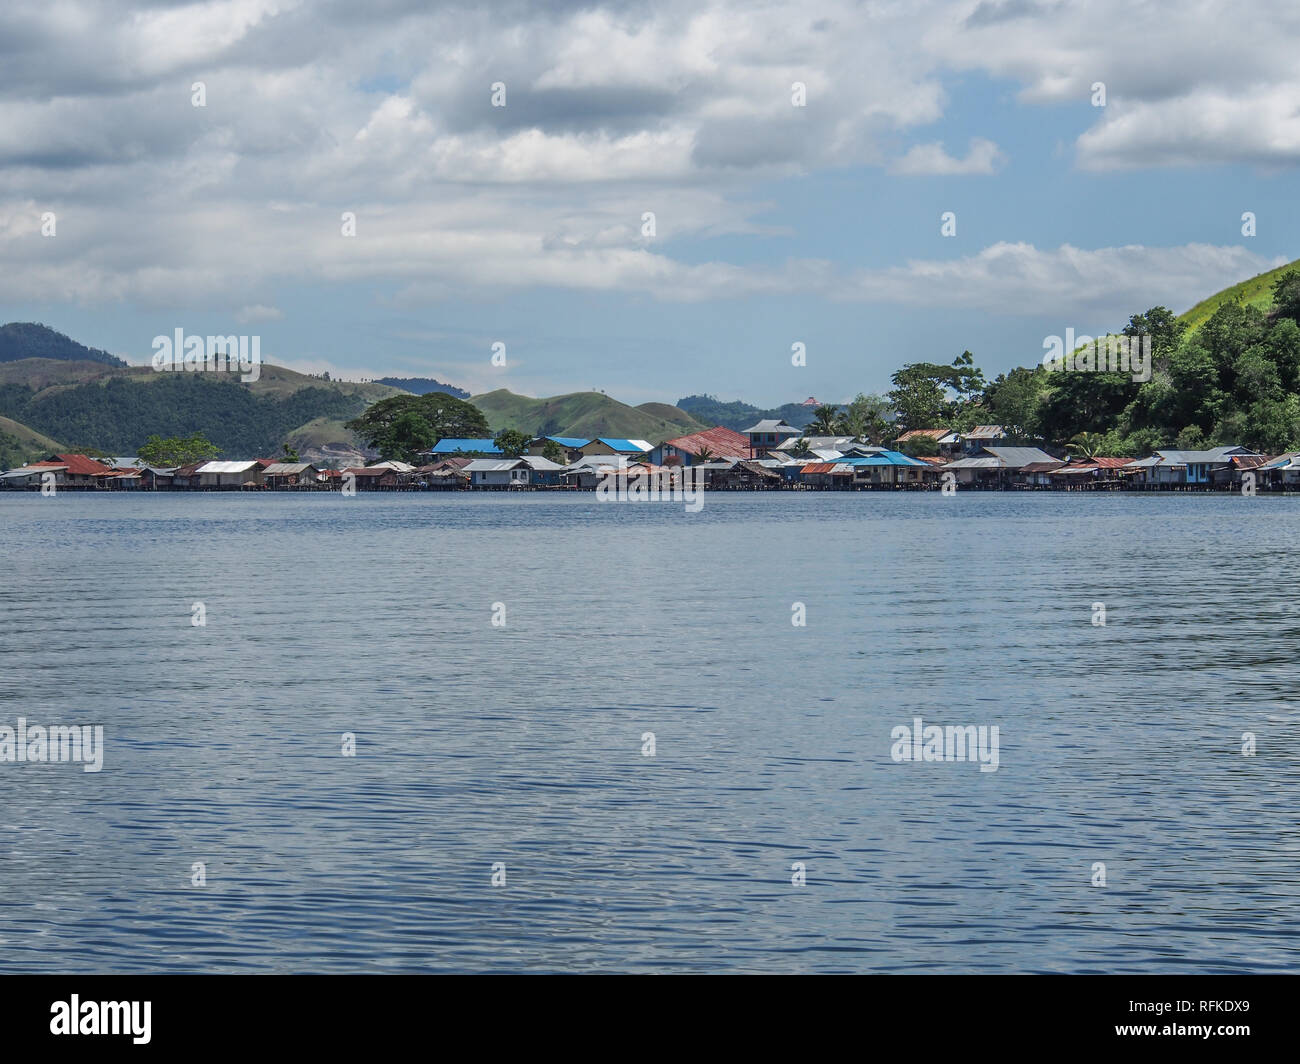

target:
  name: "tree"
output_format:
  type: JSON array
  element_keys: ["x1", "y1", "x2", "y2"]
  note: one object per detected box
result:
[
  {"x1": 137, "y1": 432, "x2": 219, "y2": 467},
  {"x1": 694, "y1": 447, "x2": 716, "y2": 464},
  {"x1": 541, "y1": 440, "x2": 566, "y2": 464},
  {"x1": 494, "y1": 429, "x2": 531, "y2": 458},
  {"x1": 888, "y1": 365, "x2": 951, "y2": 430},
  {"x1": 809, "y1": 404, "x2": 840, "y2": 435},
  {"x1": 281, "y1": 442, "x2": 300, "y2": 462},
  {"x1": 790, "y1": 438, "x2": 812, "y2": 458},
  {"x1": 839, "y1": 393, "x2": 891, "y2": 442},
  {"x1": 1066, "y1": 432, "x2": 1105, "y2": 460},
  {"x1": 345, "y1": 393, "x2": 488, "y2": 463},
  {"x1": 1270, "y1": 270, "x2": 1300, "y2": 326},
  {"x1": 982, "y1": 367, "x2": 1046, "y2": 440}
]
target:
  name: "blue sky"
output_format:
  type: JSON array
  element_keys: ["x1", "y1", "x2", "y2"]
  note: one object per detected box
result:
[{"x1": 2, "y1": 0, "x2": 1295, "y2": 406}]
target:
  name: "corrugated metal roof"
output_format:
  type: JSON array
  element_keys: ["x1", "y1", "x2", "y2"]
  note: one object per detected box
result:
[
  {"x1": 981, "y1": 446, "x2": 1056, "y2": 467},
  {"x1": 429, "y1": 438, "x2": 501, "y2": 453},
  {"x1": 262, "y1": 463, "x2": 316, "y2": 475},
  {"x1": 742, "y1": 419, "x2": 798, "y2": 434},
  {"x1": 895, "y1": 428, "x2": 956, "y2": 441},
  {"x1": 832, "y1": 450, "x2": 925, "y2": 467},
  {"x1": 196, "y1": 460, "x2": 259, "y2": 474},
  {"x1": 964, "y1": 425, "x2": 1007, "y2": 439},
  {"x1": 662, "y1": 426, "x2": 751, "y2": 457},
  {"x1": 51, "y1": 454, "x2": 112, "y2": 475},
  {"x1": 800, "y1": 462, "x2": 849, "y2": 474},
  {"x1": 592, "y1": 438, "x2": 653, "y2": 452}
]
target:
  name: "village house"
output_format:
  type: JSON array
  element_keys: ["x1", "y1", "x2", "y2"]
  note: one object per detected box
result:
[
  {"x1": 1256, "y1": 453, "x2": 1300, "y2": 489},
  {"x1": 414, "y1": 457, "x2": 472, "y2": 489},
  {"x1": 830, "y1": 450, "x2": 929, "y2": 487},
  {"x1": 943, "y1": 445, "x2": 1058, "y2": 487},
  {"x1": 195, "y1": 460, "x2": 265, "y2": 489},
  {"x1": 261, "y1": 462, "x2": 321, "y2": 488},
  {"x1": 743, "y1": 419, "x2": 800, "y2": 459},
  {"x1": 894, "y1": 429, "x2": 963, "y2": 459},
  {"x1": 1044, "y1": 456, "x2": 1129, "y2": 490},
  {"x1": 576, "y1": 438, "x2": 654, "y2": 459},
  {"x1": 960, "y1": 426, "x2": 1009, "y2": 454},
  {"x1": 1122, "y1": 446, "x2": 1260, "y2": 488},
  {"x1": 650, "y1": 426, "x2": 751, "y2": 466},
  {"x1": 465, "y1": 456, "x2": 565, "y2": 487},
  {"x1": 16, "y1": 454, "x2": 114, "y2": 489}
]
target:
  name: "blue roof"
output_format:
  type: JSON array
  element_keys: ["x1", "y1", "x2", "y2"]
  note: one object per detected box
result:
[
  {"x1": 544, "y1": 436, "x2": 589, "y2": 448},
  {"x1": 831, "y1": 450, "x2": 925, "y2": 467},
  {"x1": 429, "y1": 438, "x2": 502, "y2": 454},
  {"x1": 594, "y1": 438, "x2": 650, "y2": 452}
]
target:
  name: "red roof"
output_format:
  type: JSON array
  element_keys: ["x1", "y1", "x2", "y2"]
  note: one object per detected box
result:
[
  {"x1": 47, "y1": 454, "x2": 112, "y2": 475},
  {"x1": 800, "y1": 462, "x2": 849, "y2": 474},
  {"x1": 1090, "y1": 456, "x2": 1133, "y2": 468},
  {"x1": 662, "y1": 426, "x2": 751, "y2": 458}
]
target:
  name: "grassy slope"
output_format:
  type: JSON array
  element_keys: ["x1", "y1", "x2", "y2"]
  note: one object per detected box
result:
[
  {"x1": 0, "y1": 412, "x2": 62, "y2": 452},
  {"x1": 1178, "y1": 257, "x2": 1300, "y2": 333},
  {"x1": 0, "y1": 358, "x2": 404, "y2": 459},
  {"x1": 470, "y1": 389, "x2": 708, "y2": 442}
]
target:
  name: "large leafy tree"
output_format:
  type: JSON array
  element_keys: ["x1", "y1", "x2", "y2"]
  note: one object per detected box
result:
[
  {"x1": 137, "y1": 432, "x2": 219, "y2": 467},
  {"x1": 494, "y1": 429, "x2": 531, "y2": 457},
  {"x1": 888, "y1": 352, "x2": 987, "y2": 432},
  {"x1": 346, "y1": 393, "x2": 489, "y2": 462},
  {"x1": 982, "y1": 367, "x2": 1046, "y2": 440}
]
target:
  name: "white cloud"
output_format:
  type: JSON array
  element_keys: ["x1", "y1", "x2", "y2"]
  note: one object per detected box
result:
[
  {"x1": 839, "y1": 242, "x2": 1286, "y2": 316},
  {"x1": 235, "y1": 303, "x2": 283, "y2": 323},
  {"x1": 890, "y1": 137, "x2": 1005, "y2": 175}
]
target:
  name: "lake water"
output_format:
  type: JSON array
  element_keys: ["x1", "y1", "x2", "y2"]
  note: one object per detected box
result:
[{"x1": 2, "y1": 491, "x2": 1298, "y2": 973}]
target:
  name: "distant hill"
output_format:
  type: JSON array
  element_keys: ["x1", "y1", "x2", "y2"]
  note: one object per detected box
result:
[
  {"x1": 376, "y1": 377, "x2": 469, "y2": 398},
  {"x1": 0, "y1": 326, "x2": 404, "y2": 466},
  {"x1": 1178, "y1": 257, "x2": 1300, "y2": 333},
  {"x1": 677, "y1": 394, "x2": 819, "y2": 432},
  {"x1": 0, "y1": 322, "x2": 127, "y2": 367},
  {"x1": 470, "y1": 389, "x2": 708, "y2": 442}
]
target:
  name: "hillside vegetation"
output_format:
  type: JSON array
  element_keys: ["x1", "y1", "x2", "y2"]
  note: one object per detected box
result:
[
  {"x1": 0, "y1": 324, "x2": 406, "y2": 463},
  {"x1": 1178, "y1": 258, "x2": 1299, "y2": 334},
  {"x1": 0, "y1": 322, "x2": 126, "y2": 367},
  {"x1": 470, "y1": 389, "x2": 707, "y2": 440}
]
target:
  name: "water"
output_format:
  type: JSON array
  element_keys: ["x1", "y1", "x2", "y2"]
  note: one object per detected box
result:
[{"x1": 1, "y1": 491, "x2": 1298, "y2": 973}]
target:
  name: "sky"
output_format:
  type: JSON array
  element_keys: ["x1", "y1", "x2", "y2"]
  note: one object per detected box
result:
[{"x1": 1, "y1": 0, "x2": 1297, "y2": 406}]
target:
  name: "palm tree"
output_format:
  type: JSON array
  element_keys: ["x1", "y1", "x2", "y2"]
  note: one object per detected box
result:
[
  {"x1": 1066, "y1": 432, "x2": 1104, "y2": 460},
  {"x1": 810, "y1": 404, "x2": 840, "y2": 435},
  {"x1": 791, "y1": 438, "x2": 813, "y2": 458},
  {"x1": 694, "y1": 447, "x2": 716, "y2": 464}
]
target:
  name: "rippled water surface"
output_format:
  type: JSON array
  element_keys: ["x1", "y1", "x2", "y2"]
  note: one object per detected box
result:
[{"x1": 2, "y1": 491, "x2": 1298, "y2": 972}]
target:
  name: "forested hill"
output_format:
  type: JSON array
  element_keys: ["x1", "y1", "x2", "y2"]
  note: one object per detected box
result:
[{"x1": 0, "y1": 322, "x2": 127, "y2": 366}]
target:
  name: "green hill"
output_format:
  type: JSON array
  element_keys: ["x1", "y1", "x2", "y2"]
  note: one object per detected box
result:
[
  {"x1": 470, "y1": 389, "x2": 708, "y2": 442},
  {"x1": 0, "y1": 413, "x2": 63, "y2": 470},
  {"x1": 0, "y1": 325, "x2": 407, "y2": 465},
  {"x1": 1178, "y1": 257, "x2": 1300, "y2": 333},
  {"x1": 0, "y1": 322, "x2": 126, "y2": 367}
]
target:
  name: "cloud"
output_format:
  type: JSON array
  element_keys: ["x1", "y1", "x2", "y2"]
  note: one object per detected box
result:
[
  {"x1": 839, "y1": 242, "x2": 1285, "y2": 317},
  {"x1": 0, "y1": 0, "x2": 1295, "y2": 320},
  {"x1": 889, "y1": 137, "x2": 1005, "y2": 175},
  {"x1": 235, "y1": 303, "x2": 283, "y2": 323}
]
